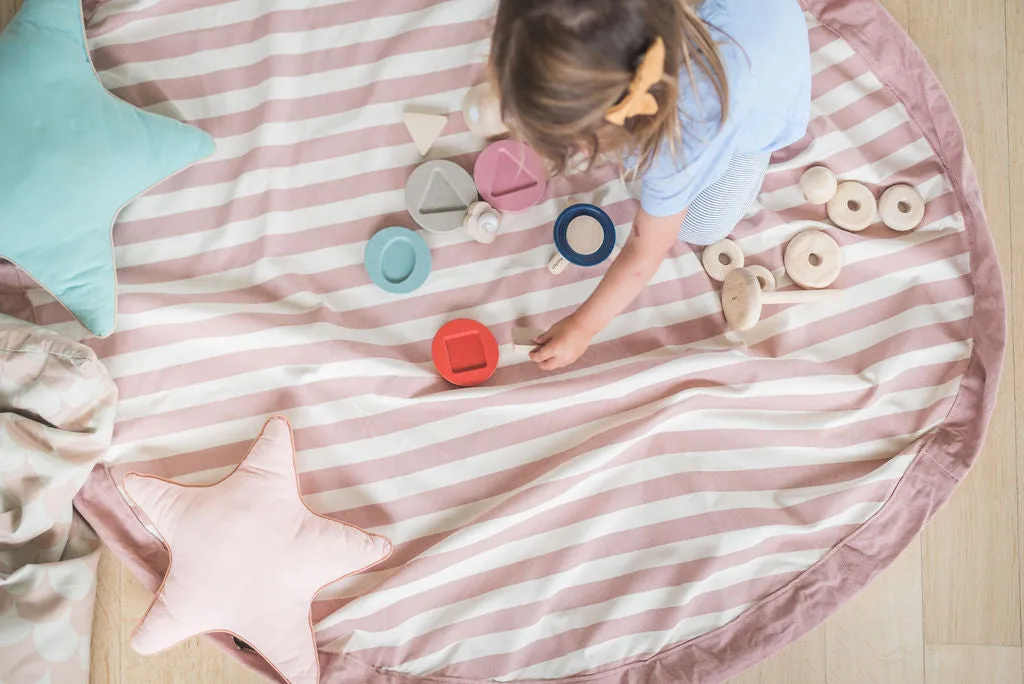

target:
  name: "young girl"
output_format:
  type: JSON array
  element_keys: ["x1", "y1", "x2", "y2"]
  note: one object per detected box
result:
[{"x1": 489, "y1": 0, "x2": 811, "y2": 370}]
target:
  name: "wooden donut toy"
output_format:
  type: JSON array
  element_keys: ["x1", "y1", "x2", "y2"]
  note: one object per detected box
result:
[
  {"x1": 827, "y1": 181, "x2": 877, "y2": 232},
  {"x1": 784, "y1": 230, "x2": 843, "y2": 290},
  {"x1": 800, "y1": 166, "x2": 838, "y2": 205},
  {"x1": 879, "y1": 184, "x2": 926, "y2": 232},
  {"x1": 701, "y1": 239, "x2": 745, "y2": 282},
  {"x1": 722, "y1": 268, "x2": 840, "y2": 332},
  {"x1": 745, "y1": 265, "x2": 777, "y2": 293}
]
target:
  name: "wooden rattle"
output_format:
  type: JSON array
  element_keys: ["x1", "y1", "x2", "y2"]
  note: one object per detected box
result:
[
  {"x1": 878, "y1": 184, "x2": 925, "y2": 232},
  {"x1": 800, "y1": 166, "x2": 838, "y2": 205},
  {"x1": 784, "y1": 230, "x2": 843, "y2": 289},
  {"x1": 702, "y1": 239, "x2": 745, "y2": 282},
  {"x1": 827, "y1": 181, "x2": 877, "y2": 232},
  {"x1": 722, "y1": 267, "x2": 840, "y2": 331}
]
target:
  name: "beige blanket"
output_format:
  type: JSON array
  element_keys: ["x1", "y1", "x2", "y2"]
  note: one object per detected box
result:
[{"x1": 0, "y1": 317, "x2": 116, "y2": 684}]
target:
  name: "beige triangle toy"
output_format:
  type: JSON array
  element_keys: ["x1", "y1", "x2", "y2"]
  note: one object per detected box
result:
[{"x1": 404, "y1": 111, "x2": 448, "y2": 156}]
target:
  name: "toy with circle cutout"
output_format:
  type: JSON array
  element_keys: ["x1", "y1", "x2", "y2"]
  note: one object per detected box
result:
[
  {"x1": 547, "y1": 204, "x2": 620, "y2": 275},
  {"x1": 364, "y1": 227, "x2": 432, "y2": 294},
  {"x1": 432, "y1": 319, "x2": 500, "y2": 387}
]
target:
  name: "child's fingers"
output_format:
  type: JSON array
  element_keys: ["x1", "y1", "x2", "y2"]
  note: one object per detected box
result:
[
  {"x1": 530, "y1": 344, "x2": 558, "y2": 364},
  {"x1": 534, "y1": 328, "x2": 555, "y2": 344}
]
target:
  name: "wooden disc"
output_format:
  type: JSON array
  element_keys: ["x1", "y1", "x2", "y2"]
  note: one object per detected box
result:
[
  {"x1": 879, "y1": 184, "x2": 926, "y2": 232},
  {"x1": 746, "y1": 265, "x2": 777, "y2": 293},
  {"x1": 702, "y1": 239, "x2": 745, "y2": 282},
  {"x1": 827, "y1": 182, "x2": 877, "y2": 232},
  {"x1": 784, "y1": 230, "x2": 843, "y2": 289}
]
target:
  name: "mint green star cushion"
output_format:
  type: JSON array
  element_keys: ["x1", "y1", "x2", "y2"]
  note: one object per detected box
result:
[{"x1": 0, "y1": 0, "x2": 214, "y2": 337}]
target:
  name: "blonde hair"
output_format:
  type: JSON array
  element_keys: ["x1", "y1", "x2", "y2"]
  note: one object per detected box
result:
[{"x1": 489, "y1": 0, "x2": 729, "y2": 177}]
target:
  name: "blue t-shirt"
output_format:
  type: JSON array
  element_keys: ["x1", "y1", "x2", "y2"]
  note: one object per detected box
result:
[{"x1": 640, "y1": 0, "x2": 811, "y2": 217}]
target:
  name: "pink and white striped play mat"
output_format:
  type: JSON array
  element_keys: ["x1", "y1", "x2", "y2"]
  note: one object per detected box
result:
[{"x1": 62, "y1": 0, "x2": 1004, "y2": 682}]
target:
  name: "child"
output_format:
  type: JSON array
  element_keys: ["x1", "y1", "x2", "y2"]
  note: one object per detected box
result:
[{"x1": 489, "y1": 0, "x2": 811, "y2": 370}]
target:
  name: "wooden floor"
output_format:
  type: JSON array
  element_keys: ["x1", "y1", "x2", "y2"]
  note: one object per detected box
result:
[{"x1": 2, "y1": 0, "x2": 1022, "y2": 681}]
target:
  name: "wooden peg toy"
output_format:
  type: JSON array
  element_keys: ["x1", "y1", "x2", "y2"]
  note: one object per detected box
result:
[
  {"x1": 702, "y1": 238, "x2": 745, "y2": 282},
  {"x1": 878, "y1": 184, "x2": 926, "y2": 232},
  {"x1": 405, "y1": 160, "x2": 478, "y2": 233},
  {"x1": 784, "y1": 230, "x2": 843, "y2": 290},
  {"x1": 827, "y1": 181, "x2": 877, "y2": 232},
  {"x1": 463, "y1": 201, "x2": 502, "y2": 244},
  {"x1": 722, "y1": 267, "x2": 840, "y2": 331},
  {"x1": 404, "y1": 111, "x2": 447, "y2": 156},
  {"x1": 800, "y1": 166, "x2": 838, "y2": 205}
]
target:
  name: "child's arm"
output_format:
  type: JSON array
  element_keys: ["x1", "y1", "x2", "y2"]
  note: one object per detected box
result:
[{"x1": 530, "y1": 208, "x2": 687, "y2": 371}]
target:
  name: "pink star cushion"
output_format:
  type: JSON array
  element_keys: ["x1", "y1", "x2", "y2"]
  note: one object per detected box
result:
[{"x1": 121, "y1": 417, "x2": 392, "y2": 684}]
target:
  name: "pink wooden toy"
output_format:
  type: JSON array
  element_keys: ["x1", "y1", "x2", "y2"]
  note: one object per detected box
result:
[{"x1": 473, "y1": 140, "x2": 548, "y2": 213}]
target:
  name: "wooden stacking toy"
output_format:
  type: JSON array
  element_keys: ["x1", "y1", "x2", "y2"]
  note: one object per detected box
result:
[
  {"x1": 878, "y1": 184, "x2": 926, "y2": 232},
  {"x1": 463, "y1": 201, "x2": 502, "y2": 244},
  {"x1": 701, "y1": 238, "x2": 745, "y2": 282},
  {"x1": 784, "y1": 230, "x2": 843, "y2": 290},
  {"x1": 722, "y1": 267, "x2": 839, "y2": 332},
  {"x1": 827, "y1": 181, "x2": 877, "y2": 232},
  {"x1": 474, "y1": 140, "x2": 547, "y2": 213}
]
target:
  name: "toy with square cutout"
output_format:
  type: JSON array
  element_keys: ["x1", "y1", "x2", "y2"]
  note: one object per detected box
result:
[{"x1": 432, "y1": 319, "x2": 500, "y2": 387}]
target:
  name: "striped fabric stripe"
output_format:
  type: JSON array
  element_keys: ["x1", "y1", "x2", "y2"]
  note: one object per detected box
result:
[{"x1": 60, "y1": 2, "x2": 975, "y2": 680}]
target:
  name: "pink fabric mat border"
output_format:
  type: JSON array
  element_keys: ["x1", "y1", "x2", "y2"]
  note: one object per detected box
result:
[{"x1": 74, "y1": 0, "x2": 1006, "y2": 682}]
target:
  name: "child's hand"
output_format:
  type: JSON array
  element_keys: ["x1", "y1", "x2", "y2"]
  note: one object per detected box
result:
[{"x1": 530, "y1": 316, "x2": 594, "y2": 371}]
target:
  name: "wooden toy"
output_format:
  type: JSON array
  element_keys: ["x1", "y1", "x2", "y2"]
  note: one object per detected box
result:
[
  {"x1": 463, "y1": 201, "x2": 502, "y2": 244},
  {"x1": 553, "y1": 204, "x2": 617, "y2": 267},
  {"x1": 474, "y1": 140, "x2": 547, "y2": 213},
  {"x1": 404, "y1": 111, "x2": 447, "y2": 156},
  {"x1": 701, "y1": 238, "x2": 745, "y2": 282},
  {"x1": 432, "y1": 319, "x2": 500, "y2": 386},
  {"x1": 826, "y1": 181, "x2": 877, "y2": 232},
  {"x1": 784, "y1": 229, "x2": 843, "y2": 290},
  {"x1": 405, "y1": 160, "x2": 478, "y2": 233},
  {"x1": 879, "y1": 184, "x2": 926, "y2": 232},
  {"x1": 511, "y1": 326, "x2": 544, "y2": 354},
  {"x1": 745, "y1": 265, "x2": 777, "y2": 293},
  {"x1": 800, "y1": 166, "x2": 838, "y2": 205},
  {"x1": 722, "y1": 268, "x2": 840, "y2": 331},
  {"x1": 462, "y1": 83, "x2": 510, "y2": 139},
  {"x1": 364, "y1": 227, "x2": 431, "y2": 294}
]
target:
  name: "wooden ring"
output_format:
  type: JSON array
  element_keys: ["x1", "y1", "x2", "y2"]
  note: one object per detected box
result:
[
  {"x1": 784, "y1": 230, "x2": 843, "y2": 290},
  {"x1": 879, "y1": 184, "x2": 925, "y2": 232},
  {"x1": 827, "y1": 182, "x2": 877, "y2": 232},
  {"x1": 745, "y1": 265, "x2": 777, "y2": 293},
  {"x1": 702, "y1": 239, "x2": 745, "y2": 282}
]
